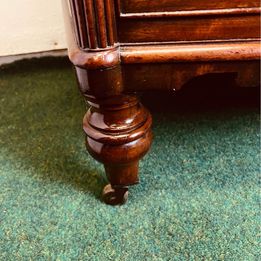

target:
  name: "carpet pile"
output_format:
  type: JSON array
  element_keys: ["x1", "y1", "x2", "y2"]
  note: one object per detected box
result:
[{"x1": 0, "y1": 58, "x2": 259, "y2": 260}]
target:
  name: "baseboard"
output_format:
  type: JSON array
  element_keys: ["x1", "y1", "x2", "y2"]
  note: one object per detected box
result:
[{"x1": 0, "y1": 49, "x2": 67, "y2": 66}]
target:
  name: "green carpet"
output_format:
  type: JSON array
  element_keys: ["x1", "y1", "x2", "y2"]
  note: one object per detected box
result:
[{"x1": 0, "y1": 58, "x2": 260, "y2": 260}]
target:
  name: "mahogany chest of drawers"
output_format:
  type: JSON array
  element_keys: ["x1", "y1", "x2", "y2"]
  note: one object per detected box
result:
[{"x1": 62, "y1": 0, "x2": 260, "y2": 204}]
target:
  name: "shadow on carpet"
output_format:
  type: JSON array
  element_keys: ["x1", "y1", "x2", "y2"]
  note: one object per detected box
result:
[{"x1": 0, "y1": 58, "x2": 260, "y2": 260}]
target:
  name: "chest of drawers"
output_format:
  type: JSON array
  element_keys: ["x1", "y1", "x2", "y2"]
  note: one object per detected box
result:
[{"x1": 62, "y1": 0, "x2": 260, "y2": 205}]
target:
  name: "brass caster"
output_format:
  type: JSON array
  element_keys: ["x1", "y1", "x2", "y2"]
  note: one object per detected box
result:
[{"x1": 102, "y1": 184, "x2": 129, "y2": 205}]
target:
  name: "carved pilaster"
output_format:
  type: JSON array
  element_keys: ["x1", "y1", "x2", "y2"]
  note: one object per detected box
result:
[
  {"x1": 69, "y1": 0, "x2": 118, "y2": 49},
  {"x1": 62, "y1": 0, "x2": 120, "y2": 69}
]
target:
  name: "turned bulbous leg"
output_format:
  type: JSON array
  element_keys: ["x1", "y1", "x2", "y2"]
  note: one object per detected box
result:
[
  {"x1": 83, "y1": 94, "x2": 152, "y2": 205},
  {"x1": 64, "y1": 0, "x2": 153, "y2": 205}
]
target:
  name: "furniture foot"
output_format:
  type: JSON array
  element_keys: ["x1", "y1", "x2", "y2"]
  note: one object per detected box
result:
[
  {"x1": 102, "y1": 184, "x2": 129, "y2": 205},
  {"x1": 83, "y1": 94, "x2": 152, "y2": 205}
]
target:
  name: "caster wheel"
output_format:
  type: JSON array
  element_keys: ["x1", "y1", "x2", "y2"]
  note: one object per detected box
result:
[{"x1": 102, "y1": 184, "x2": 129, "y2": 205}]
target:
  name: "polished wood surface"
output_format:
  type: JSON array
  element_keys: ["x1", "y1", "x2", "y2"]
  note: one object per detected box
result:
[
  {"x1": 77, "y1": 68, "x2": 153, "y2": 205},
  {"x1": 62, "y1": 0, "x2": 260, "y2": 204},
  {"x1": 118, "y1": 15, "x2": 260, "y2": 43},
  {"x1": 70, "y1": 0, "x2": 117, "y2": 48},
  {"x1": 120, "y1": 41, "x2": 260, "y2": 64},
  {"x1": 119, "y1": 0, "x2": 260, "y2": 13}
]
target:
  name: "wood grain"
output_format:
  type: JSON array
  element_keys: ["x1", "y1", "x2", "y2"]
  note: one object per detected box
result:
[
  {"x1": 62, "y1": 0, "x2": 261, "y2": 205},
  {"x1": 120, "y1": 41, "x2": 261, "y2": 64},
  {"x1": 69, "y1": 0, "x2": 118, "y2": 49},
  {"x1": 118, "y1": 0, "x2": 260, "y2": 13},
  {"x1": 118, "y1": 15, "x2": 260, "y2": 43}
]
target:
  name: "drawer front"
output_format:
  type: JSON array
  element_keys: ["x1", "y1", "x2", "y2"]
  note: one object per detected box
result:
[
  {"x1": 117, "y1": 0, "x2": 260, "y2": 44},
  {"x1": 118, "y1": 16, "x2": 260, "y2": 43},
  {"x1": 120, "y1": 0, "x2": 260, "y2": 13}
]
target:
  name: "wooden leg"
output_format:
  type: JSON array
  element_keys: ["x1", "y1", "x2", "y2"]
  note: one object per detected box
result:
[
  {"x1": 83, "y1": 94, "x2": 152, "y2": 205},
  {"x1": 63, "y1": 0, "x2": 152, "y2": 205}
]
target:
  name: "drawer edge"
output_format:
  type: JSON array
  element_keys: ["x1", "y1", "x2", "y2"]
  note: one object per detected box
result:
[
  {"x1": 120, "y1": 40, "x2": 261, "y2": 64},
  {"x1": 119, "y1": 7, "x2": 261, "y2": 19}
]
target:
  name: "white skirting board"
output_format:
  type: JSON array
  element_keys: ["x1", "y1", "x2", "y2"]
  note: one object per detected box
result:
[{"x1": 0, "y1": 49, "x2": 67, "y2": 66}]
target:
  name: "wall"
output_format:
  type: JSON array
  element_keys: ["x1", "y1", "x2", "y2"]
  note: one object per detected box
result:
[{"x1": 0, "y1": 0, "x2": 67, "y2": 56}]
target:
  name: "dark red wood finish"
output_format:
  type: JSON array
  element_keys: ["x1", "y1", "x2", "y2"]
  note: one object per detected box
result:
[
  {"x1": 62, "y1": 0, "x2": 260, "y2": 204},
  {"x1": 119, "y1": 0, "x2": 260, "y2": 13}
]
